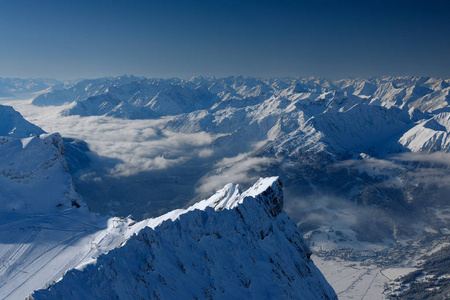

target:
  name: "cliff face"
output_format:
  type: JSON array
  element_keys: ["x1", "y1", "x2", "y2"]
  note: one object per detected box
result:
[{"x1": 31, "y1": 177, "x2": 337, "y2": 300}]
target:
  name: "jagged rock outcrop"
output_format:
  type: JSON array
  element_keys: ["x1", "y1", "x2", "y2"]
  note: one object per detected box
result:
[{"x1": 30, "y1": 178, "x2": 337, "y2": 300}]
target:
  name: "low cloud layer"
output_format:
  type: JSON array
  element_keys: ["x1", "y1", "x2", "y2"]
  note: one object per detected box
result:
[
  {"x1": 196, "y1": 155, "x2": 274, "y2": 197},
  {"x1": 391, "y1": 152, "x2": 450, "y2": 189},
  {"x1": 6, "y1": 100, "x2": 220, "y2": 176},
  {"x1": 392, "y1": 151, "x2": 450, "y2": 167}
]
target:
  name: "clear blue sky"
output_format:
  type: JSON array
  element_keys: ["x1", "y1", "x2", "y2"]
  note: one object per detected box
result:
[{"x1": 0, "y1": 0, "x2": 449, "y2": 80}]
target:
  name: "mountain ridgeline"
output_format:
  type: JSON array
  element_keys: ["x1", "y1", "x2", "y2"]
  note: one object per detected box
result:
[
  {"x1": 30, "y1": 178, "x2": 337, "y2": 300},
  {"x1": 33, "y1": 76, "x2": 450, "y2": 153}
]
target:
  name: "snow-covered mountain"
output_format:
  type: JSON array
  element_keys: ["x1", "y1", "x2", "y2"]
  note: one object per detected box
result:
[
  {"x1": 32, "y1": 76, "x2": 449, "y2": 115},
  {"x1": 32, "y1": 76, "x2": 450, "y2": 154},
  {"x1": 0, "y1": 105, "x2": 335, "y2": 299},
  {"x1": 399, "y1": 112, "x2": 450, "y2": 152},
  {"x1": 30, "y1": 177, "x2": 336, "y2": 300},
  {"x1": 60, "y1": 81, "x2": 218, "y2": 119},
  {"x1": 32, "y1": 75, "x2": 144, "y2": 107}
]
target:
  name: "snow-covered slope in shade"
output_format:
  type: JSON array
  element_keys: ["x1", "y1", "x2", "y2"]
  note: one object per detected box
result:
[
  {"x1": 0, "y1": 105, "x2": 45, "y2": 138},
  {"x1": 61, "y1": 81, "x2": 219, "y2": 119},
  {"x1": 31, "y1": 75, "x2": 141, "y2": 106},
  {"x1": 352, "y1": 81, "x2": 378, "y2": 97},
  {"x1": 30, "y1": 177, "x2": 337, "y2": 300},
  {"x1": 307, "y1": 104, "x2": 409, "y2": 153}
]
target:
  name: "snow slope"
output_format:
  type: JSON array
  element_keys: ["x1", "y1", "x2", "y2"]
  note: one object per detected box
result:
[
  {"x1": 0, "y1": 128, "x2": 119, "y2": 300},
  {"x1": 31, "y1": 177, "x2": 337, "y2": 300},
  {"x1": 399, "y1": 112, "x2": 450, "y2": 152},
  {"x1": 0, "y1": 105, "x2": 45, "y2": 138}
]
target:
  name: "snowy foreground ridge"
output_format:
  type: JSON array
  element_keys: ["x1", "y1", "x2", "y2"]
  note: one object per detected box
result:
[{"x1": 30, "y1": 177, "x2": 336, "y2": 299}]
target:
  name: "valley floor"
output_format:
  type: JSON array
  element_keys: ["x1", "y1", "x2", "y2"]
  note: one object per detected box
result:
[{"x1": 313, "y1": 256, "x2": 389, "y2": 299}]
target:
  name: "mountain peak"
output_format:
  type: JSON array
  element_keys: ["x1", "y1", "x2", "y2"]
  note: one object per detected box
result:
[
  {"x1": 188, "y1": 176, "x2": 282, "y2": 215},
  {"x1": 30, "y1": 176, "x2": 336, "y2": 299}
]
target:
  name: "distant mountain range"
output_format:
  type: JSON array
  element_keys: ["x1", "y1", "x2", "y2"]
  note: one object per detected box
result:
[
  {"x1": 0, "y1": 77, "x2": 62, "y2": 98},
  {"x1": 32, "y1": 76, "x2": 450, "y2": 154}
]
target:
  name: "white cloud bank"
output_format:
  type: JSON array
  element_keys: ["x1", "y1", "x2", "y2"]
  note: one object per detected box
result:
[
  {"x1": 1, "y1": 99, "x2": 221, "y2": 176},
  {"x1": 196, "y1": 155, "x2": 274, "y2": 197}
]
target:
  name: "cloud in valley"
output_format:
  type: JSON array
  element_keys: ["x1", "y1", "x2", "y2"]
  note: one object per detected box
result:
[
  {"x1": 4, "y1": 100, "x2": 221, "y2": 176},
  {"x1": 196, "y1": 156, "x2": 274, "y2": 197}
]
